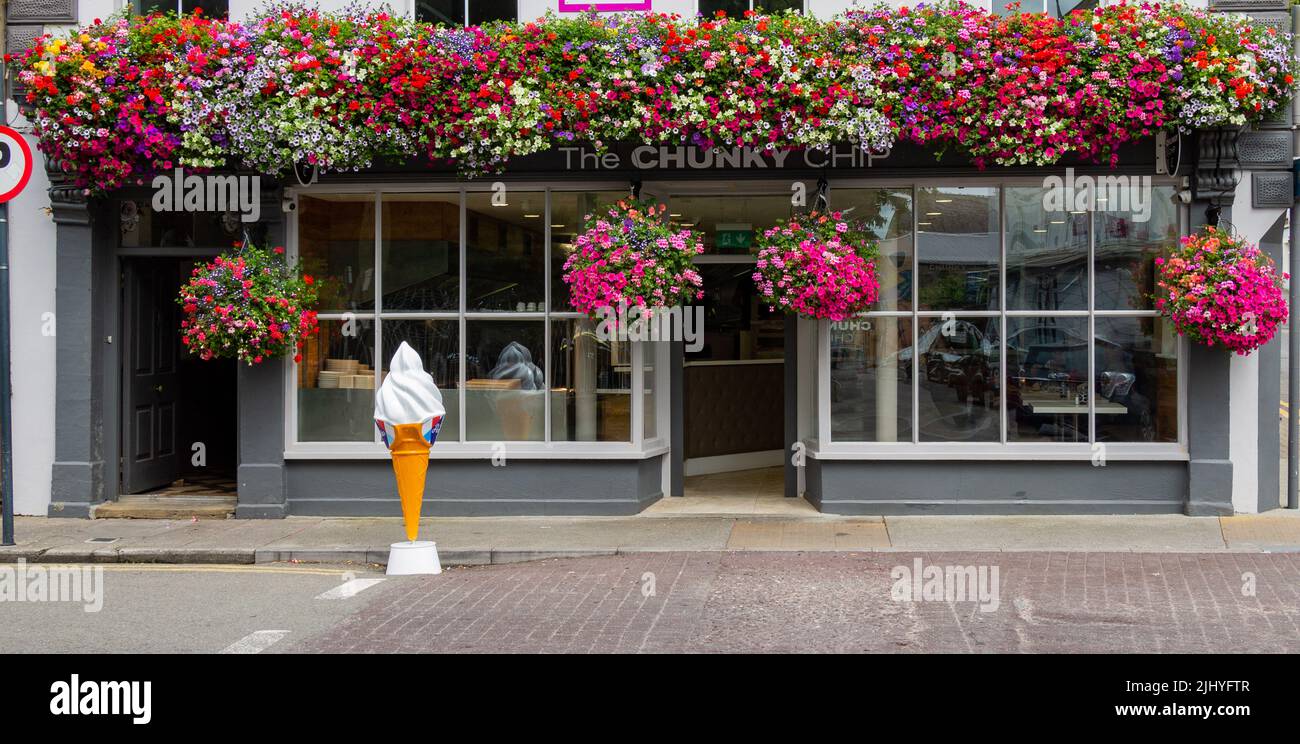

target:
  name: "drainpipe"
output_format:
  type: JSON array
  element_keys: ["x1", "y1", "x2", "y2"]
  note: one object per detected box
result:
[
  {"x1": 0, "y1": 70, "x2": 13, "y2": 542},
  {"x1": 1289, "y1": 5, "x2": 1300, "y2": 509}
]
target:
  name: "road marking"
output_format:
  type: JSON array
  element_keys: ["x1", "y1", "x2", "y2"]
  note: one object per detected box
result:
[
  {"x1": 316, "y1": 578, "x2": 386, "y2": 600},
  {"x1": 220, "y1": 630, "x2": 290, "y2": 655}
]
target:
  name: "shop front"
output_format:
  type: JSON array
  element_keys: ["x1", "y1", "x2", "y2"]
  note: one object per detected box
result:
[{"x1": 14, "y1": 3, "x2": 1294, "y2": 519}]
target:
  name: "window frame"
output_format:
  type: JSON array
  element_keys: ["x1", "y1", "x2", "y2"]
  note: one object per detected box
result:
[
  {"x1": 284, "y1": 182, "x2": 669, "y2": 460},
  {"x1": 697, "y1": 0, "x2": 805, "y2": 16},
  {"x1": 413, "y1": 0, "x2": 519, "y2": 27},
  {"x1": 811, "y1": 177, "x2": 1189, "y2": 462}
]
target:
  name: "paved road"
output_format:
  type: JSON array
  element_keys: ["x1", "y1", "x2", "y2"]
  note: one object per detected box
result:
[{"x1": 4, "y1": 552, "x2": 1299, "y2": 653}]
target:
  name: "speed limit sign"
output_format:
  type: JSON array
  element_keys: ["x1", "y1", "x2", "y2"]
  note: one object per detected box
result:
[{"x1": 0, "y1": 126, "x2": 33, "y2": 203}]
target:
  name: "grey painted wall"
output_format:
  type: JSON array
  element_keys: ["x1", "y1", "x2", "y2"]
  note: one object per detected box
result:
[
  {"x1": 287, "y1": 457, "x2": 663, "y2": 516},
  {"x1": 806, "y1": 459, "x2": 1189, "y2": 515}
]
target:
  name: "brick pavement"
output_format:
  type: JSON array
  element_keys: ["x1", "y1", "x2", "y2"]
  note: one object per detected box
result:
[{"x1": 290, "y1": 551, "x2": 1300, "y2": 653}]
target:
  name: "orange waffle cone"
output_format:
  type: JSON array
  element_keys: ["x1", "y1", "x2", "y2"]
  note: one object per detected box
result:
[{"x1": 389, "y1": 423, "x2": 431, "y2": 542}]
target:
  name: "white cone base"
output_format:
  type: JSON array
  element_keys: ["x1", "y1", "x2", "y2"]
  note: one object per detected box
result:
[{"x1": 386, "y1": 540, "x2": 442, "y2": 575}]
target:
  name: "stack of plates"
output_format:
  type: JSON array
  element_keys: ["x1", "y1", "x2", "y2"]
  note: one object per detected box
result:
[
  {"x1": 349, "y1": 374, "x2": 376, "y2": 390},
  {"x1": 317, "y1": 371, "x2": 342, "y2": 389}
]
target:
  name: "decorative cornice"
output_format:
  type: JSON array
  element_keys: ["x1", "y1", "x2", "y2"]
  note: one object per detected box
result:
[{"x1": 48, "y1": 183, "x2": 92, "y2": 226}]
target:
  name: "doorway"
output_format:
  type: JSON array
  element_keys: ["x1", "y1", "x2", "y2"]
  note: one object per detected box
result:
[
  {"x1": 660, "y1": 188, "x2": 804, "y2": 502},
  {"x1": 117, "y1": 257, "x2": 237, "y2": 505}
]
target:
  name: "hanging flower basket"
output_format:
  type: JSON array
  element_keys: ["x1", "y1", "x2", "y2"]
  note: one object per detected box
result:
[
  {"x1": 561, "y1": 198, "x2": 704, "y2": 315},
  {"x1": 751, "y1": 211, "x2": 881, "y2": 321},
  {"x1": 1155, "y1": 226, "x2": 1288, "y2": 355},
  {"x1": 178, "y1": 242, "x2": 320, "y2": 364}
]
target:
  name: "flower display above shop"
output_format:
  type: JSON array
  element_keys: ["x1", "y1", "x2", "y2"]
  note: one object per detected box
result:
[
  {"x1": 752, "y1": 211, "x2": 881, "y2": 321},
  {"x1": 1155, "y1": 227, "x2": 1289, "y2": 355},
  {"x1": 178, "y1": 242, "x2": 320, "y2": 364},
  {"x1": 9, "y1": 2, "x2": 1296, "y2": 192},
  {"x1": 562, "y1": 198, "x2": 704, "y2": 313}
]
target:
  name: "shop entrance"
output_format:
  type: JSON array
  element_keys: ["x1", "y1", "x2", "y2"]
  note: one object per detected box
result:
[
  {"x1": 112, "y1": 257, "x2": 237, "y2": 516},
  {"x1": 660, "y1": 187, "x2": 800, "y2": 502}
]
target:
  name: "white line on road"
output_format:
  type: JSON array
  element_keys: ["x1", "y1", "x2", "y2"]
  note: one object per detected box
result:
[
  {"x1": 220, "y1": 630, "x2": 290, "y2": 655},
  {"x1": 316, "y1": 578, "x2": 386, "y2": 600}
]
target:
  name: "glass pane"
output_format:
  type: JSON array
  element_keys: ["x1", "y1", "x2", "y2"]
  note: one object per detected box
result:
[
  {"x1": 917, "y1": 187, "x2": 999, "y2": 312},
  {"x1": 700, "y1": 0, "x2": 748, "y2": 17},
  {"x1": 1094, "y1": 316, "x2": 1178, "y2": 443},
  {"x1": 465, "y1": 191, "x2": 545, "y2": 312},
  {"x1": 381, "y1": 318, "x2": 460, "y2": 442},
  {"x1": 297, "y1": 194, "x2": 376, "y2": 314},
  {"x1": 465, "y1": 320, "x2": 545, "y2": 441},
  {"x1": 297, "y1": 317, "x2": 376, "y2": 442},
  {"x1": 917, "y1": 316, "x2": 1000, "y2": 442},
  {"x1": 1095, "y1": 185, "x2": 1177, "y2": 311},
  {"x1": 833, "y1": 188, "x2": 914, "y2": 311},
  {"x1": 469, "y1": 0, "x2": 516, "y2": 24},
  {"x1": 644, "y1": 342, "x2": 659, "y2": 441},
  {"x1": 415, "y1": 0, "x2": 464, "y2": 25},
  {"x1": 759, "y1": 0, "x2": 802, "y2": 11},
  {"x1": 668, "y1": 191, "x2": 810, "y2": 256},
  {"x1": 1007, "y1": 317, "x2": 1090, "y2": 442},
  {"x1": 1006, "y1": 186, "x2": 1088, "y2": 311},
  {"x1": 119, "y1": 200, "x2": 243, "y2": 248},
  {"x1": 830, "y1": 316, "x2": 913, "y2": 442},
  {"x1": 689, "y1": 263, "x2": 784, "y2": 362},
  {"x1": 550, "y1": 190, "x2": 627, "y2": 312},
  {"x1": 550, "y1": 318, "x2": 632, "y2": 442},
  {"x1": 381, "y1": 194, "x2": 460, "y2": 312}
]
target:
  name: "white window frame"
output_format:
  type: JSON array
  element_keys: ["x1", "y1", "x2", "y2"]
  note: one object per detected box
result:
[
  {"x1": 283, "y1": 182, "x2": 668, "y2": 460},
  {"x1": 697, "y1": 1, "x2": 806, "y2": 15},
  {"x1": 412, "y1": 0, "x2": 519, "y2": 26},
  {"x1": 807, "y1": 176, "x2": 1189, "y2": 462}
]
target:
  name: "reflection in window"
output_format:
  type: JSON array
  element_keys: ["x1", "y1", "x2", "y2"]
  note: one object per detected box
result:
[
  {"x1": 551, "y1": 319, "x2": 631, "y2": 442},
  {"x1": 550, "y1": 191, "x2": 627, "y2": 311},
  {"x1": 135, "y1": 0, "x2": 230, "y2": 17},
  {"x1": 1095, "y1": 186, "x2": 1178, "y2": 311},
  {"x1": 830, "y1": 317, "x2": 913, "y2": 442},
  {"x1": 917, "y1": 187, "x2": 1000, "y2": 312},
  {"x1": 465, "y1": 191, "x2": 545, "y2": 312},
  {"x1": 644, "y1": 342, "x2": 659, "y2": 441},
  {"x1": 382, "y1": 194, "x2": 459, "y2": 312},
  {"x1": 1006, "y1": 186, "x2": 1088, "y2": 311},
  {"x1": 381, "y1": 319, "x2": 459, "y2": 439},
  {"x1": 297, "y1": 318, "x2": 376, "y2": 442},
  {"x1": 1094, "y1": 317, "x2": 1178, "y2": 443},
  {"x1": 833, "y1": 189, "x2": 914, "y2": 311},
  {"x1": 465, "y1": 321, "x2": 545, "y2": 441},
  {"x1": 1007, "y1": 317, "x2": 1090, "y2": 442},
  {"x1": 297, "y1": 195, "x2": 376, "y2": 313},
  {"x1": 917, "y1": 317, "x2": 1000, "y2": 442}
]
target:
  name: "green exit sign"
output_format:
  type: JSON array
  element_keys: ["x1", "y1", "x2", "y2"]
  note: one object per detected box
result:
[{"x1": 715, "y1": 223, "x2": 753, "y2": 250}]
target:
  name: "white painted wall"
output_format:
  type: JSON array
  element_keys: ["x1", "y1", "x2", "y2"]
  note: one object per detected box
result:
[{"x1": 1226, "y1": 176, "x2": 1286, "y2": 514}]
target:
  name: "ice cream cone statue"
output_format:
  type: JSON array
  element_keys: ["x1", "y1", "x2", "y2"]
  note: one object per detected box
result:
[{"x1": 374, "y1": 342, "x2": 445, "y2": 575}]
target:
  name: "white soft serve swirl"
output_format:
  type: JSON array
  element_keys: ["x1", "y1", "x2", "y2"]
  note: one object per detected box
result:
[{"x1": 374, "y1": 341, "x2": 445, "y2": 428}]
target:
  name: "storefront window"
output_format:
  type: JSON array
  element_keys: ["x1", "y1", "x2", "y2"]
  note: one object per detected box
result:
[
  {"x1": 1007, "y1": 316, "x2": 1090, "y2": 442},
  {"x1": 829, "y1": 316, "x2": 912, "y2": 442},
  {"x1": 1006, "y1": 186, "x2": 1088, "y2": 312},
  {"x1": 550, "y1": 190, "x2": 626, "y2": 311},
  {"x1": 416, "y1": 0, "x2": 516, "y2": 26},
  {"x1": 294, "y1": 188, "x2": 657, "y2": 449},
  {"x1": 1094, "y1": 316, "x2": 1178, "y2": 443},
  {"x1": 825, "y1": 182, "x2": 1181, "y2": 450},
  {"x1": 1095, "y1": 185, "x2": 1178, "y2": 311},
  {"x1": 917, "y1": 186, "x2": 1000, "y2": 312},
  {"x1": 834, "y1": 188, "x2": 913, "y2": 311},
  {"x1": 465, "y1": 320, "x2": 546, "y2": 441},
  {"x1": 297, "y1": 317, "x2": 376, "y2": 442},
  {"x1": 551, "y1": 319, "x2": 632, "y2": 442},
  {"x1": 381, "y1": 319, "x2": 460, "y2": 439},
  {"x1": 699, "y1": 0, "x2": 803, "y2": 15},
  {"x1": 465, "y1": 191, "x2": 545, "y2": 312},
  {"x1": 916, "y1": 316, "x2": 1000, "y2": 442},
  {"x1": 382, "y1": 194, "x2": 459, "y2": 312},
  {"x1": 297, "y1": 194, "x2": 376, "y2": 313}
]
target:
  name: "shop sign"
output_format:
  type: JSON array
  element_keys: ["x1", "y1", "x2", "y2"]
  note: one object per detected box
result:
[{"x1": 559, "y1": 143, "x2": 891, "y2": 171}]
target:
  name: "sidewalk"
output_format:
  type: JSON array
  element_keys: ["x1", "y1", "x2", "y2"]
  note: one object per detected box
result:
[{"x1": 3, "y1": 510, "x2": 1300, "y2": 566}]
